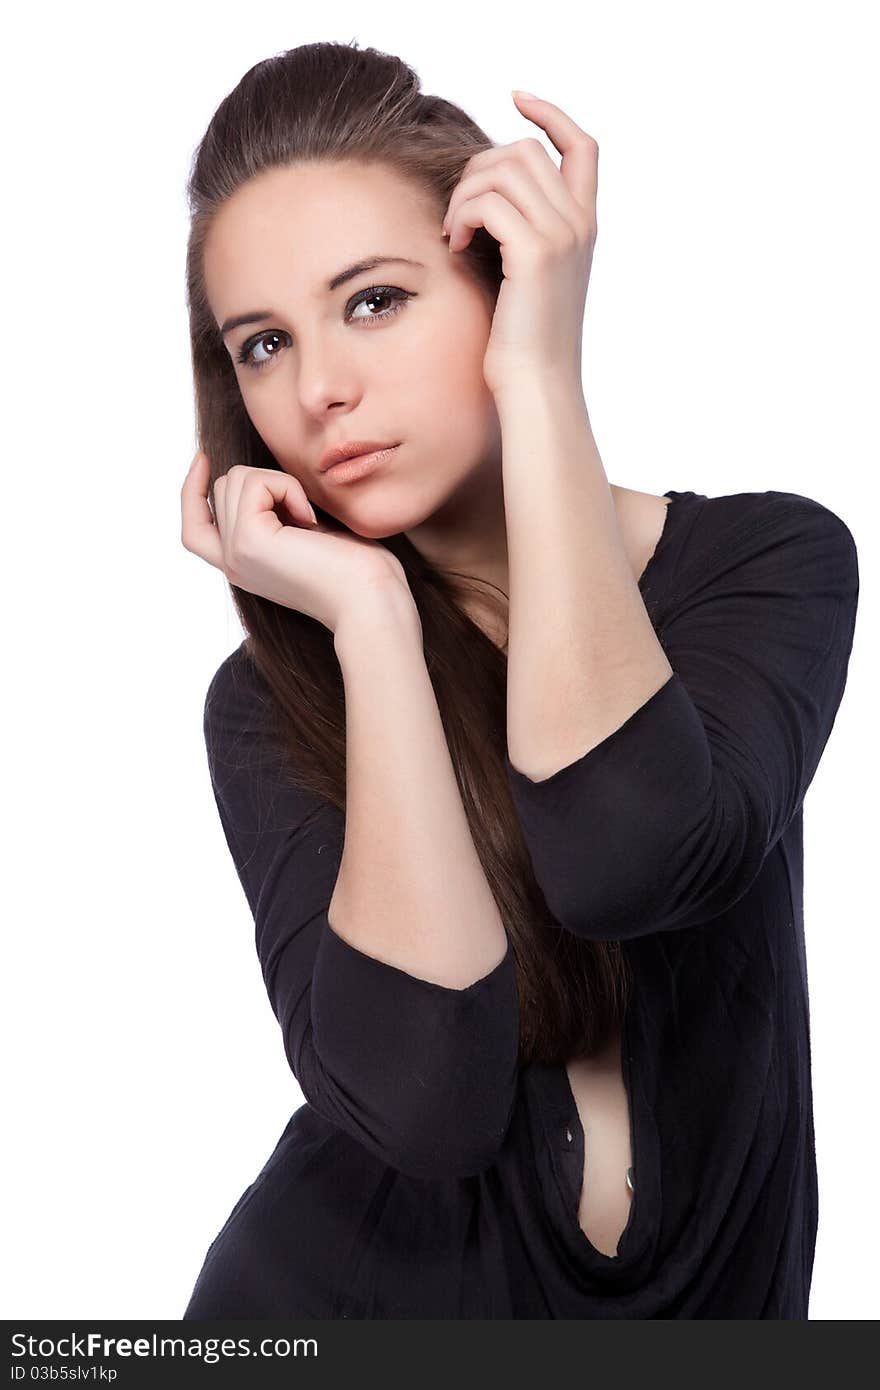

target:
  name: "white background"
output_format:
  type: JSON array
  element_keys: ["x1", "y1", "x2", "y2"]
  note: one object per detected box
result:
[{"x1": 3, "y1": 0, "x2": 876, "y2": 1320}]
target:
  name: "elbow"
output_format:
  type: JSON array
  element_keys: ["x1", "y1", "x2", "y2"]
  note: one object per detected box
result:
[
  {"x1": 385, "y1": 983, "x2": 521, "y2": 1179},
  {"x1": 347, "y1": 1001, "x2": 521, "y2": 1179},
  {"x1": 307, "y1": 912, "x2": 522, "y2": 1177},
  {"x1": 537, "y1": 772, "x2": 771, "y2": 940},
  {"x1": 299, "y1": 1036, "x2": 520, "y2": 1181},
  {"x1": 539, "y1": 861, "x2": 670, "y2": 941},
  {"x1": 522, "y1": 805, "x2": 698, "y2": 939},
  {"x1": 388, "y1": 1096, "x2": 518, "y2": 1180},
  {"x1": 392, "y1": 1138, "x2": 511, "y2": 1181}
]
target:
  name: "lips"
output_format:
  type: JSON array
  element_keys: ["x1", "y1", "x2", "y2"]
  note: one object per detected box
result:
[
  {"x1": 320, "y1": 444, "x2": 400, "y2": 485},
  {"x1": 319, "y1": 440, "x2": 400, "y2": 473}
]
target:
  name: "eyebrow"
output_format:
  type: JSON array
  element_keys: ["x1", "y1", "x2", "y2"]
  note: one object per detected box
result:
[{"x1": 219, "y1": 256, "x2": 427, "y2": 338}]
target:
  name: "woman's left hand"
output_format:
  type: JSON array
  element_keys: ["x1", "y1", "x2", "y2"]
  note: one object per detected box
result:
[{"x1": 443, "y1": 92, "x2": 598, "y2": 398}]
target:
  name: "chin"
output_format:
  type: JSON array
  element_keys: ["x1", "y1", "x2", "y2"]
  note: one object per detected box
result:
[
  {"x1": 348, "y1": 519, "x2": 402, "y2": 541},
  {"x1": 324, "y1": 487, "x2": 440, "y2": 541},
  {"x1": 316, "y1": 507, "x2": 402, "y2": 542}
]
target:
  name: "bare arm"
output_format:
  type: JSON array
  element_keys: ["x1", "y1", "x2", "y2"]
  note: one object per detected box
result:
[
  {"x1": 498, "y1": 374, "x2": 673, "y2": 782},
  {"x1": 495, "y1": 374, "x2": 859, "y2": 942},
  {"x1": 329, "y1": 584, "x2": 509, "y2": 989}
]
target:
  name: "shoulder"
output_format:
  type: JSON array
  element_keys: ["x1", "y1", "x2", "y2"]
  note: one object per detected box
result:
[
  {"x1": 623, "y1": 486, "x2": 858, "y2": 624},
  {"x1": 652, "y1": 492, "x2": 860, "y2": 654},
  {"x1": 696, "y1": 489, "x2": 858, "y2": 580},
  {"x1": 667, "y1": 487, "x2": 856, "y2": 572},
  {"x1": 701, "y1": 487, "x2": 853, "y2": 532}
]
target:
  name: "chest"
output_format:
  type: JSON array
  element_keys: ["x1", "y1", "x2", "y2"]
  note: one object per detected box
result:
[{"x1": 564, "y1": 1026, "x2": 634, "y2": 1258}]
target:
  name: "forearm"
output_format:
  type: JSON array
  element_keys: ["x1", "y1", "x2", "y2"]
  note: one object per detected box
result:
[
  {"x1": 330, "y1": 588, "x2": 508, "y2": 989},
  {"x1": 496, "y1": 374, "x2": 672, "y2": 782}
]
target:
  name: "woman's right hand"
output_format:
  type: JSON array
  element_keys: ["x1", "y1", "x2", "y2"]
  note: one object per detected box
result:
[{"x1": 180, "y1": 451, "x2": 414, "y2": 635}]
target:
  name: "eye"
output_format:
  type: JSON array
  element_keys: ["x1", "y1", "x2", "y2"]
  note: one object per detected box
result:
[
  {"x1": 236, "y1": 330, "x2": 288, "y2": 372},
  {"x1": 235, "y1": 285, "x2": 415, "y2": 371},
  {"x1": 347, "y1": 286, "x2": 411, "y2": 324}
]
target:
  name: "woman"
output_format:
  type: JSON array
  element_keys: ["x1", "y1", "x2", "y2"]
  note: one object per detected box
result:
[{"x1": 179, "y1": 41, "x2": 859, "y2": 1318}]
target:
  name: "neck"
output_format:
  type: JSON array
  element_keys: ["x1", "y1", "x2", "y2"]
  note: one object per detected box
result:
[{"x1": 404, "y1": 459, "x2": 510, "y2": 602}]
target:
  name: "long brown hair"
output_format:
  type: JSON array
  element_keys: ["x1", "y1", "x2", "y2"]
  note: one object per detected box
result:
[{"x1": 184, "y1": 39, "x2": 631, "y2": 1066}]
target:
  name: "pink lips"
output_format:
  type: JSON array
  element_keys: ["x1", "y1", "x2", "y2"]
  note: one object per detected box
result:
[{"x1": 321, "y1": 443, "x2": 401, "y2": 484}]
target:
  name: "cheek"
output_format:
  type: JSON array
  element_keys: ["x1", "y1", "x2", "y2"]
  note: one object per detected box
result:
[
  {"x1": 238, "y1": 379, "x2": 273, "y2": 430},
  {"x1": 405, "y1": 308, "x2": 492, "y2": 403},
  {"x1": 409, "y1": 287, "x2": 490, "y2": 364},
  {"x1": 420, "y1": 376, "x2": 499, "y2": 482},
  {"x1": 238, "y1": 392, "x2": 306, "y2": 478},
  {"x1": 401, "y1": 300, "x2": 497, "y2": 455}
]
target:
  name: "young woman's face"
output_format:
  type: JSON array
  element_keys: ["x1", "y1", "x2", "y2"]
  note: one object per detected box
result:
[{"x1": 203, "y1": 160, "x2": 503, "y2": 539}]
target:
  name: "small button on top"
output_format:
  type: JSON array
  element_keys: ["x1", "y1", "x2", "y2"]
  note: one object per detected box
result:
[{"x1": 565, "y1": 1127, "x2": 572, "y2": 1143}]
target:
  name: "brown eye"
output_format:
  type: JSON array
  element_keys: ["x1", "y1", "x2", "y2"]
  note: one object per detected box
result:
[
  {"x1": 235, "y1": 286, "x2": 415, "y2": 373},
  {"x1": 236, "y1": 330, "x2": 289, "y2": 371}
]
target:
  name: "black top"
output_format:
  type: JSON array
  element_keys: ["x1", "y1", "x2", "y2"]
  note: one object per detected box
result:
[{"x1": 183, "y1": 487, "x2": 859, "y2": 1320}]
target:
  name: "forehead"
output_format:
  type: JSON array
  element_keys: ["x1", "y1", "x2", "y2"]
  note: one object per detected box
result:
[{"x1": 203, "y1": 162, "x2": 436, "y2": 307}]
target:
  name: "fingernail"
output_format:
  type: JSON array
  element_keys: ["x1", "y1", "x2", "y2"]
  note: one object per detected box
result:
[
  {"x1": 512, "y1": 89, "x2": 539, "y2": 101},
  {"x1": 308, "y1": 504, "x2": 318, "y2": 524}
]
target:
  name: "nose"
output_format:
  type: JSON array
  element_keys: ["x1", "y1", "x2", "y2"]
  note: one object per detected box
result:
[{"x1": 294, "y1": 333, "x2": 363, "y2": 417}]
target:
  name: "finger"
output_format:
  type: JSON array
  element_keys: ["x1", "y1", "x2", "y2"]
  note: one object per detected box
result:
[
  {"x1": 219, "y1": 465, "x2": 243, "y2": 548},
  {"x1": 227, "y1": 467, "x2": 317, "y2": 554},
  {"x1": 511, "y1": 92, "x2": 597, "y2": 221},
  {"x1": 180, "y1": 451, "x2": 225, "y2": 568},
  {"x1": 444, "y1": 152, "x2": 582, "y2": 248},
  {"x1": 445, "y1": 139, "x2": 582, "y2": 235},
  {"x1": 239, "y1": 466, "x2": 318, "y2": 526},
  {"x1": 448, "y1": 189, "x2": 533, "y2": 264}
]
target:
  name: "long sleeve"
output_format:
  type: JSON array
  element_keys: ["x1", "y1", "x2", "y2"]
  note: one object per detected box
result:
[
  {"x1": 504, "y1": 491, "x2": 859, "y2": 940},
  {"x1": 203, "y1": 646, "x2": 520, "y2": 1180}
]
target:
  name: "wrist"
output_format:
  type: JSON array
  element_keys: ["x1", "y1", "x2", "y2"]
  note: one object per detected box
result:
[
  {"x1": 491, "y1": 369, "x2": 586, "y2": 415},
  {"x1": 333, "y1": 583, "x2": 422, "y2": 660}
]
